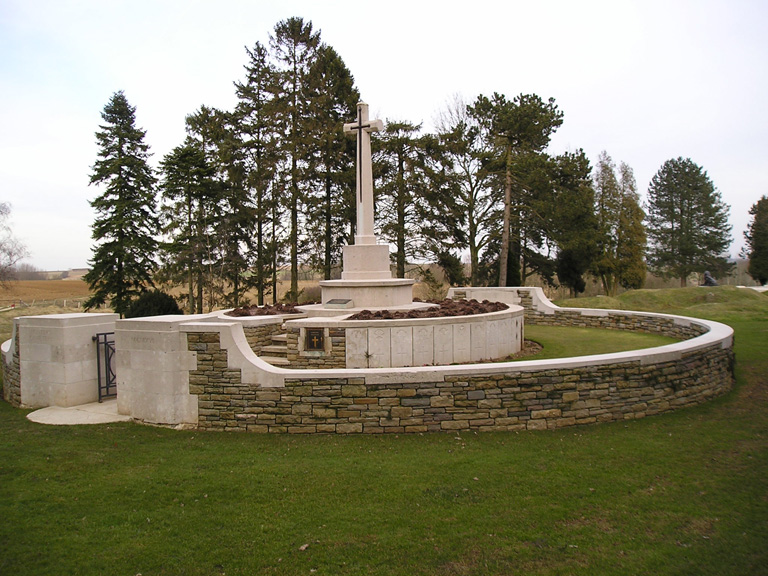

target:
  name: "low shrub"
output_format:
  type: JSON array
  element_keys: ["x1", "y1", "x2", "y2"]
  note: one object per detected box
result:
[{"x1": 124, "y1": 290, "x2": 183, "y2": 318}]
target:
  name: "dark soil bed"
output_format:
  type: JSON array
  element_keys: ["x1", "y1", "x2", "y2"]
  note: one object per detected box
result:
[
  {"x1": 347, "y1": 298, "x2": 508, "y2": 320},
  {"x1": 225, "y1": 303, "x2": 305, "y2": 317}
]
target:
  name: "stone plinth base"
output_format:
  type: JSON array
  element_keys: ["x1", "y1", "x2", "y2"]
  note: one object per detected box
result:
[
  {"x1": 341, "y1": 244, "x2": 392, "y2": 280},
  {"x1": 317, "y1": 278, "x2": 415, "y2": 312},
  {"x1": 298, "y1": 300, "x2": 433, "y2": 318}
]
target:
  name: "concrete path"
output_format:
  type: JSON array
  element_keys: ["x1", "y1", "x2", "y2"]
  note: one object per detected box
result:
[{"x1": 27, "y1": 399, "x2": 132, "y2": 425}]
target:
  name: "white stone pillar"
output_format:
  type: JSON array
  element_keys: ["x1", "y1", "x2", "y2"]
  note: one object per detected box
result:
[{"x1": 344, "y1": 102, "x2": 383, "y2": 245}]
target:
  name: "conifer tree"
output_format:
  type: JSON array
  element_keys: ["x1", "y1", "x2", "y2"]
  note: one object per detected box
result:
[
  {"x1": 551, "y1": 150, "x2": 599, "y2": 296},
  {"x1": 304, "y1": 44, "x2": 359, "y2": 279},
  {"x1": 468, "y1": 93, "x2": 563, "y2": 286},
  {"x1": 591, "y1": 152, "x2": 646, "y2": 295},
  {"x1": 182, "y1": 106, "x2": 231, "y2": 311},
  {"x1": 158, "y1": 141, "x2": 216, "y2": 314},
  {"x1": 85, "y1": 91, "x2": 158, "y2": 316},
  {"x1": 214, "y1": 113, "x2": 257, "y2": 308},
  {"x1": 646, "y1": 157, "x2": 732, "y2": 285},
  {"x1": 744, "y1": 195, "x2": 768, "y2": 285},
  {"x1": 271, "y1": 17, "x2": 321, "y2": 300},
  {"x1": 615, "y1": 162, "x2": 646, "y2": 290},
  {"x1": 234, "y1": 41, "x2": 281, "y2": 304},
  {"x1": 375, "y1": 121, "x2": 443, "y2": 278},
  {"x1": 591, "y1": 151, "x2": 622, "y2": 295}
]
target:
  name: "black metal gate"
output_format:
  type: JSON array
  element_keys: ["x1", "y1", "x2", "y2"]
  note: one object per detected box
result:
[{"x1": 93, "y1": 332, "x2": 116, "y2": 402}]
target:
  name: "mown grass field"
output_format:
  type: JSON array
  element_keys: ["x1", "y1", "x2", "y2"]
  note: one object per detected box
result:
[{"x1": 0, "y1": 285, "x2": 766, "y2": 575}]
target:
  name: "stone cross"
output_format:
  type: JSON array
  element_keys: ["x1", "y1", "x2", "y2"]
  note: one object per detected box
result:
[{"x1": 344, "y1": 102, "x2": 383, "y2": 245}]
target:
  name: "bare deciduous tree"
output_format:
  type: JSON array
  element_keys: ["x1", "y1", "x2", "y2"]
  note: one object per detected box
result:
[{"x1": 0, "y1": 202, "x2": 29, "y2": 287}]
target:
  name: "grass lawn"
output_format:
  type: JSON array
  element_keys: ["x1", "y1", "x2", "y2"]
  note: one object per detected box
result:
[
  {"x1": 521, "y1": 325, "x2": 678, "y2": 361},
  {"x1": 0, "y1": 286, "x2": 766, "y2": 575}
]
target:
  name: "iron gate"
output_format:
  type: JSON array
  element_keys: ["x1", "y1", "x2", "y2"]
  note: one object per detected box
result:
[{"x1": 93, "y1": 332, "x2": 116, "y2": 402}]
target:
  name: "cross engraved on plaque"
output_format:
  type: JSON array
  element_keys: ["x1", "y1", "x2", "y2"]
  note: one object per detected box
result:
[{"x1": 306, "y1": 328, "x2": 324, "y2": 352}]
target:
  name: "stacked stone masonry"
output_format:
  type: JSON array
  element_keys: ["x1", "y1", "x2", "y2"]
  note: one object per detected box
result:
[
  {"x1": 284, "y1": 326, "x2": 347, "y2": 369},
  {"x1": 187, "y1": 305, "x2": 734, "y2": 433},
  {"x1": 1, "y1": 331, "x2": 21, "y2": 406},
  {"x1": 242, "y1": 324, "x2": 284, "y2": 355},
  {"x1": 526, "y1": 308, "x2": 708, "y2": 339}
]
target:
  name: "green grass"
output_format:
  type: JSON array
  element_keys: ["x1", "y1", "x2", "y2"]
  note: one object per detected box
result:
[
  {"x1": 521, "y1": 325, "x2": 678, "y2": 360},
  {"x1": 1, "y1": 286, "x2": 767, "y2": 575},
  {"x1": 556, "y1": 285, "x2": 768, "y2": 321}
]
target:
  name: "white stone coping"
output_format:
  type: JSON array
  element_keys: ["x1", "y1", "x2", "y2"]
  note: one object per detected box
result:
[
  {"x1": 296, "y1": 301, "x2": 435, "y2": 318},
  {"x1": 286, "y1": 305, "x2": 522, "y2": 328},
  {"x1": 16, "y1": 312, "x2": 120, "y2": 327},
  {"x1": 319, "y1": 278, "x2": 416, "y2": 287},
  {"x1": 116, "y1": 311, "x2": 305, "y2": 330},
  {"x1": 176, "y1": 304, "x2": 733, "y2": 387},
  {"x1": 209, "y1": 310, "x2": 305, "y2": 325}
]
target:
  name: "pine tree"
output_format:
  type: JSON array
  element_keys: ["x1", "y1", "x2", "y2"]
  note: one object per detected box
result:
[
  {"x1": 304, "y1": 45, "x2": 359, "y2": 279},
  {"x1": 646, "y1": 157, "x2": 732, "y2": 286},
  {"x1": 744, "y1": 195, "x2": 768, "y2": 285},
  {"x1": 615, "y1": 163, "x2": 646, "y2": 290},
  {"x1": 158, "y1": 141, "x2": 216, "y2": 314},
  {"x1": 468, "y1": 93, "x2": 563, "y2": 286},
  {"x1": 214, "y1": 112, "x2": 257, "y2": 308},
  {"x1": 551, "y1": 150, "x2": 599, "y2": 296},
  {"x1": 270, "y1": 17, "x2": 321, "y2": 301},
  {"x1": 375, "y1": 121, "x2": 445, "y2": 278},
  {"x1": 85, "y1": 91, "x2": 158, "y2": 316},
  {"x1": 182, "y1": 106, "x2": 231, "y2": 312},
  {"x1": 591, "y1": 152, "x2": 646, "y2": 295},
  {"x1": 234, "y1": 41, "x2": 281, "y2": 304},
  {"x1": 591, "y1": 151, "x2": 622, "y2": 295}
]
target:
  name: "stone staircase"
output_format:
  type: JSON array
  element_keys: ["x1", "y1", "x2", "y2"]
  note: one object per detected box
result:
[{"x1": 258, "y1": 332, "x2": 290, "y2": 367}]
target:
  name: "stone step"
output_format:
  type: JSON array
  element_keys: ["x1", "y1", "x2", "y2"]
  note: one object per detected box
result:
[
  {"x1": 258, "y1": 355, "x2": 290, "y2": 367},
  {"x1": 271, "y1": 333, "x2": 288, "y2": 344},
  {"x1": 261, "y1": 344, "x2": 288, "y2": 357}
]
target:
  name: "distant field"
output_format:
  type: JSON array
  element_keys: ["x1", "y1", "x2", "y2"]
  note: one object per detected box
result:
[{"x1": 0, "y1": 279, "x2": 91, "y2": 304}]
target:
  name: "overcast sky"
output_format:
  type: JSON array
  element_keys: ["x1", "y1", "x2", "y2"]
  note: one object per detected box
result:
[{"x1": 1, "y1": 0, "x2": 766, "y2": 271}]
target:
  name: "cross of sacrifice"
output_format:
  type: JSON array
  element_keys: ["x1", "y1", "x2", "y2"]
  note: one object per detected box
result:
[{"x1": 344, "y1": 102, "x2": 383, "y2": 243}]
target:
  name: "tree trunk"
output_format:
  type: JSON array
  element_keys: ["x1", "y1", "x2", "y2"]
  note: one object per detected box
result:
[
  {"x1": 256, "y1": 188, "x2": 264, "y2": 306},
  {"x1": 396, "y1": 154, "x2": 406, "y2": 278},
  {"x1": 271, "y1": 201, "x2": 278, "y2": 305},
  {"x1": 324, "y1": 163, "x2": 332, "y2": 280},
  {"x1": 499, "y1": 144, "x2": 512, "y2": 287},
  {"x1": 290, "y1": 160, "x2": 299, "y2": 300},
  {"x1": 187, "y1": 194, "x2": 194, "y2": 314},
  {"x1": 470, "y1": 242, "x2": 479, "y2": 286}
]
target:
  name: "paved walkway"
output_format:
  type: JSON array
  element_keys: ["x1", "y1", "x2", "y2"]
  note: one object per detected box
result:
[{"x1": 27, "y1": 399, "x2": 132, "y2": 425}]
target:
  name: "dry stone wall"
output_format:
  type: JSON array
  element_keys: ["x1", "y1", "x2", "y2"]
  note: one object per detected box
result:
[
  {"x1": 1, "y1": 330, "x2": 21, "y2": 406},
  {"x1": 242, "y1": 323, "x2": 284, "y2": 355},
  {"x1": 527, "y1": 308, "x2": 708, "y2": 339},
  {"x1": 186, "y1": 312, "x2": 734, "y2": 433},
  {"x1": 284, "y1": 326, "x2": 347, "y2": 369}
]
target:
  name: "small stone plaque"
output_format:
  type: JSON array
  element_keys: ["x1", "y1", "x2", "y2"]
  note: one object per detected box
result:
[
  {"x1": 325, "y1": 298, "x2": 353, "y2": 309},
  {"x1": 306, "y1": 328, "x2": 324, "y2": 351}
]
